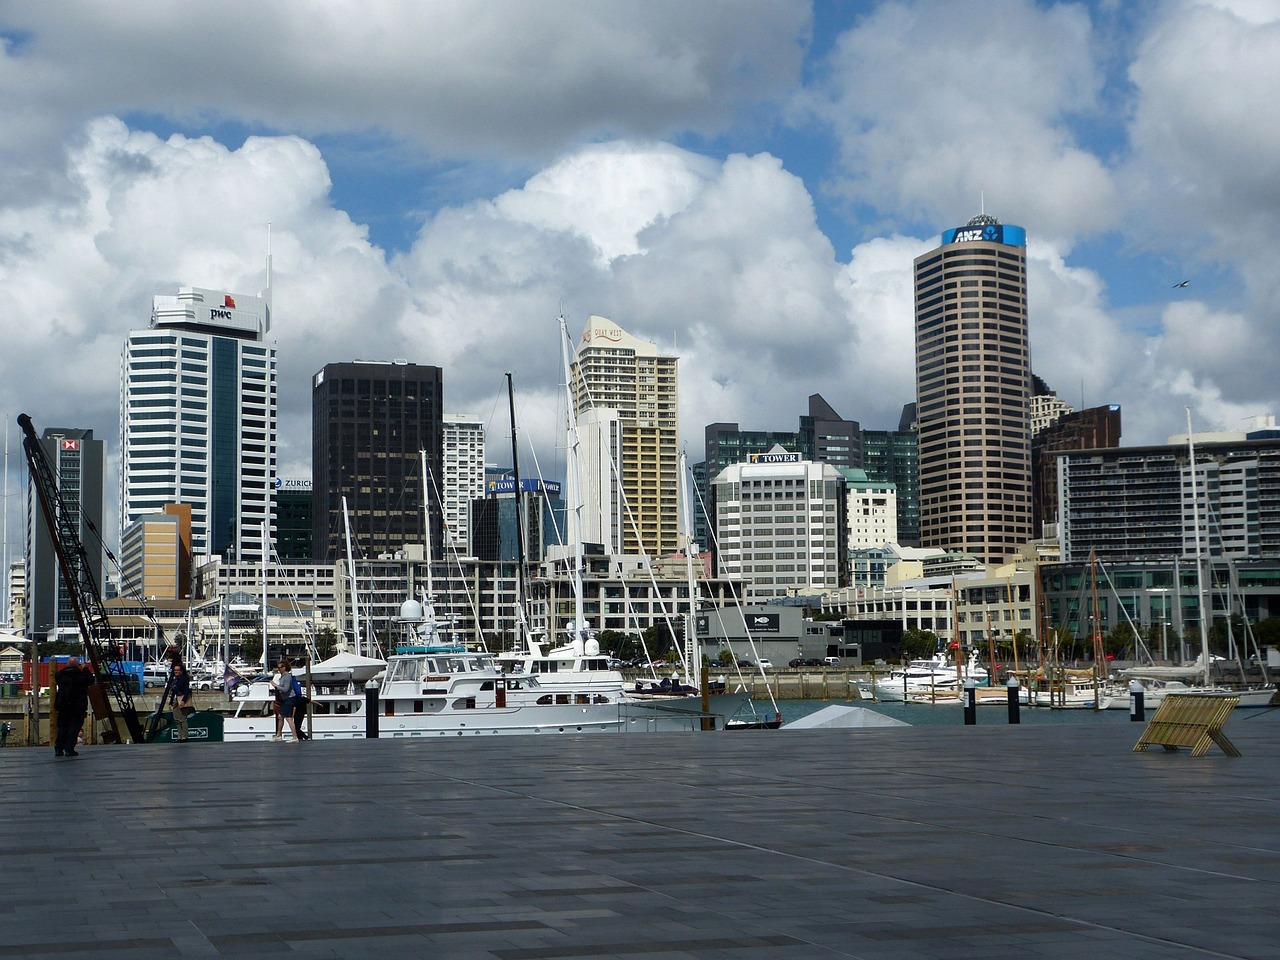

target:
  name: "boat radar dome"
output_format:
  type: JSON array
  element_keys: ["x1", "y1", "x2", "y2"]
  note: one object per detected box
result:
[
  {"x1": 399, "y1": 598, "x2": 424, "y2": 621},
  {"x1": 584, "y1": 637, "x2": 600, "y2": 656}
]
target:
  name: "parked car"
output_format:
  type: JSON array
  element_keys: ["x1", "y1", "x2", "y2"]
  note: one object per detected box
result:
[
  {"x1": 788, "y1": 658, "x2": 823, "y2": 667},
  {"x1": 823, "y1": 657, "x2": 841, "y2": 667},
  {"x1": 756, "y1": 659, "x2": 773, "y2": 670}
]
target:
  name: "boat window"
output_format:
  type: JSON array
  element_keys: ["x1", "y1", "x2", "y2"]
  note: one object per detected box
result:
[
  {"x1": 452, "y1": 697, "x2": 476, "y2": 709},
  {"x1": 480, "y1": 681, "x2": 494, "y2": 690},
  {"x1": 537, "y1": 695, "x2": 552, "y2": 705}
]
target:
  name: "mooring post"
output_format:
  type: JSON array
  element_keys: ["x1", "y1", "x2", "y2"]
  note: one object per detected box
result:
[
  {"x1": 1129, "y1": 679, "x2": 1145, "y2": 722},
  {"x1": 963, "y1": 678, "x2": 977, "y2": 725},
  {"x1": 365, "y1": 680, "x2": 379, "y2": 738},
  {"x1": 1006, "y1": 677, "x2": 1020, "y2": 724}
]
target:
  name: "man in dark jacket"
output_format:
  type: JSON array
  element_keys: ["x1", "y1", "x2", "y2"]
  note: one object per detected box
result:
[{"x1": 54, "y1": 657, "x2": 94, "y2": 757}]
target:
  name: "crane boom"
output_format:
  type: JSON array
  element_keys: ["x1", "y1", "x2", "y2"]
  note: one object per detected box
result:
[{"x1": 18, "y1": 414, "x2": 144, "y2": 743}]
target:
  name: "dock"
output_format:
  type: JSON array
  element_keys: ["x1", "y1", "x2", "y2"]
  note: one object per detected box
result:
[{"x1": 3, "y1": 713, "x2": 1279, "y2": 958}]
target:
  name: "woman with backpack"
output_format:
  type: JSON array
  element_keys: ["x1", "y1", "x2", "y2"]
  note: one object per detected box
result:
[{"x1": 270, "y1": 659, "x2": 302, "y2": 743}]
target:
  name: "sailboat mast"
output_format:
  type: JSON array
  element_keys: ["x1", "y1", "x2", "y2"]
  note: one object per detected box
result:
[
  {"x1": 558, "y1": 316, "x2": 586, "y2": 650},
  {"x1": 679, "y1": 450, "x2": 698, "y2": 686},
  {"x1": 1186, "y1": 408, "x2": 1211, "y2": 686},
  {"x1": 261, "y1": 518, "x2": 269, "y2": 672},
  {"x1": 342, "y1": 496, "x2": 363, "y2": 656},
  {"x1": 506, "y1": 372, "x2": 530, "y2": 648},
  {"x1": 420, "y1": 449, "x2": 435, "y2": 601}
]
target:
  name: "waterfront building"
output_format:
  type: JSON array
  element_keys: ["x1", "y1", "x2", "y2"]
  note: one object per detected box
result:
[
  {"x1": 119, "y1": 503, "x2": 192, "y2": 601},
  {"x1": 1032, "y1": 403, "x2": 1122, "y2": 539},
  {"x1": 121, "y1": 286, "x2": 276, "y2": 564},
  {"x1": 570, "y1": 316, "x2": 678, "y2": 556},
  {"x1": 7, "y1": 560, "x2": 25, "y2": 631},
  {"x1": 913, "y1": 214, "x2": 1032, "y2": 564},
  {"x1": 861, "y1": 411, "x2": 919, "y2": 546},
  {"x1": 842, "y1": 468, "x2": 897, "y2": 549},
  {"x1": 442, "y1": 414, "x2": 486, "y2": 556},
  {"x1": 1030, "y1": 376, "x2": 1073, "y2": 435},
  {"x1": 1056, "y1": 434, "x2": 1280, "y2": 563},
  {"x1": 470, "y1": 478, "x2": 565, "y2": 564},
  {"x1": 712, "y1": 447, "x2": 847, "y2": 600},
  {"x1": 273, "y1": 479, "x2": 313, "y2": 563},
  {"x1": 311, "y1": 360, "x2": 443, "y2": 565},
  {"x1": 25, "y1": 427, "x2": 104, "y2": 638}
]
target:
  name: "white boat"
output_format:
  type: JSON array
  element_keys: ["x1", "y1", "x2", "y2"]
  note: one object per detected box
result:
[
  {"x1": 855, "y1": 651, "x2": 988, "y2": 702},
  {"x1": 1031, "y1": 674, "x2": 1114, "y2": 709},
  {"x1": 303, "y1": 650, "x2": 386, "y2": 685},
  {"x1": 1109, "y1": 675, "x2": 1276, "y2": 709}
]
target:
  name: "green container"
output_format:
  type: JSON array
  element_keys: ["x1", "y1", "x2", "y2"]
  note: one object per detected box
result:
[{"x1": 147, "y1": 710, "x2": 225, "y2": 743}]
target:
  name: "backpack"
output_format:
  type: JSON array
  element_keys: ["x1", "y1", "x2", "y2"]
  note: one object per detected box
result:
[{"x1": 291, "y1": 674, "x2": 302, "y2": 698}]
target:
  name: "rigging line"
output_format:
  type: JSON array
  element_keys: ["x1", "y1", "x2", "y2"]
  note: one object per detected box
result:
[
  {"x1": 423, "y1": 459, "x2": 489, "y2": 652},
  {"x1": 688, "y1": 457, "x2": 773, "y2": 712}
]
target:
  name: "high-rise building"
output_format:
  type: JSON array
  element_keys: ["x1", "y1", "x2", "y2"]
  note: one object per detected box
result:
[
  {"x1": 841, "y1": 468, "x2": 897, "y2": 548},
  {"x1": 798, "y1": 394, "x2": 861, "y2": 470},
  {"x1": 570, "y1": 315, "x2": 678, "y2": 556},
  {"x1": 442, "y1": 414, "x2": 486, "y2": 555},
  {"x1": 470, "y1": 478, "x2": 565, "y2": 564},
  {"x1": 120, "y1": 503, "x2": 191, "y2": 601},
  {"x1": 913, "y1": 214, "x2": 1032, "y2": 564},
  {"x1": 311, "y1": 360, "x2": 444, "y2": 565},
  {"x1": 712, "y1": 446, "x2": 847, "y2": 600},
  {"x1": 1031, "y1": 403, "x2": 1122, "y2": 539},
  {"x1": 1057, "y1": 432, "x2": 1280, "y2": 563},
  {"x1": 861, "y1": 413, "x2": 919, "y2": 546},
  {"x1": 121, "y1": 285, "x2": 276, "y2": 564},
  {"x1": 25, "y1": 427, "x2": 104, "y2": 637},
  {"x1": 273, "y1": 480, "x2": 313, "y2": 563}
]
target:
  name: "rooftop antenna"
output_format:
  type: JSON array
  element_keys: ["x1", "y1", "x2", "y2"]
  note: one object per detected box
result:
[
  {"x1": 263, "y1": 221, "x2": 273, "y2": 329},
  {"x1": 980, "y1": 190, "x2": 985, "y2": 216}
]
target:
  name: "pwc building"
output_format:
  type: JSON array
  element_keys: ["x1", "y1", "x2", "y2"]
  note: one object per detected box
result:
[
  {"x1": 120, "y1": 286, "x2": 276, "y2": 565},
  {"x1": 913, "y1": 215, "x2": 1032, "y2": 565}
]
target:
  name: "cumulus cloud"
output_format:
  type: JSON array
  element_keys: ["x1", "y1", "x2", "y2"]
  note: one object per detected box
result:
[
  {"x1": 802, "y1": 0, "x2": 1118, "y2": 242},
  {"x1": 0, "y1": 0, "x2": 809, "y2": 189}
]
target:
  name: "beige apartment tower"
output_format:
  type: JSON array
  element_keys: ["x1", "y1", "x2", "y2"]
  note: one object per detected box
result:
[
  {"x1": 913, "y1": 215, "x2": 1032, "y2": 564},
  {"x1": 570, "y1": 315, "x2": 679, "y2": 557}
]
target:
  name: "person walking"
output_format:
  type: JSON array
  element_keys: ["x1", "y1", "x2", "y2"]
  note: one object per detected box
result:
[
  {"x1": 169, "y1": 662, "x2": 193, "y2": 742},
  {"x1": 54, "y1": 657, "x2": 93, "y2": 757},
  {"x1": 271, "y1": 659, "x2": 301, "y2": 742}
]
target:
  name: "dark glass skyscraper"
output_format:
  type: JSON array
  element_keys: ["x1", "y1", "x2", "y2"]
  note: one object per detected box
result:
[{"x1": 311, "y1": 361, "x2": 444, "y2": 565}]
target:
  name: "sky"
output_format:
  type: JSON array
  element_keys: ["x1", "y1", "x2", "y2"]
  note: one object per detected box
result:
[{"x1": 2, "y1": 0, "x2": 1279, "y2": 553}]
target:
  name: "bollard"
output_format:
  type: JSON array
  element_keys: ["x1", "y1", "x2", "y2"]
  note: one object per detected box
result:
[
  {"x1": 963, "y1": 678, "x2": 977, "y2": 725},
  {"x1": 365, "y1": 680, "x2": 380, "y2": 738},
  {"x1": 1128, "y1": 679, "x2": 1145, "y2": 722},
  {"x1": 1006, "y1": 677, "x2": 1021, "y2": 725}
]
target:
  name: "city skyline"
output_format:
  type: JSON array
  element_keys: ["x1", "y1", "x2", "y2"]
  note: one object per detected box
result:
[{"x1": 3, "y1": 1, "x2": 1279, "y2": 558}]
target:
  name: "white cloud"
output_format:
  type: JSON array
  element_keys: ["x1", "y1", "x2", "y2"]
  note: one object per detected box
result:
[
  {"x1": 803, "y1": 0, "x2": 1118, "y2": 241},
  {"x1": 0, "y1": 0, "x2": 809, "y2": 188}
]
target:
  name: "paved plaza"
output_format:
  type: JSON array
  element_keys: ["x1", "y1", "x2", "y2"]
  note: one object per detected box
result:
[{"x1": 2, "y1": 711, "x2": 1279, "y2": 959}]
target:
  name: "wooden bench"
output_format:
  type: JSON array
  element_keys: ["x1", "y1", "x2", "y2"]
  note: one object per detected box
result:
[{"x1": 1133, "y1": 693, "x2": 1241, "y2": 757}]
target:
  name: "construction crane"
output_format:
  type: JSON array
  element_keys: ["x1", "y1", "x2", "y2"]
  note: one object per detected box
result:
[{"x1": 18, "y1": 414, "x2": 145, "y2": 744}]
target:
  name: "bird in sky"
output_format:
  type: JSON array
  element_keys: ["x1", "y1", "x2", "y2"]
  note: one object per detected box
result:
[{"x1": 1173, "y1": 280, "x2": 1191, "y2": 288}]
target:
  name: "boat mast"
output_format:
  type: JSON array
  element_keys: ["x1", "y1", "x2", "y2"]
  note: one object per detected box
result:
[
  {"x1": 1186, "y1": 408, "x2": 1212, "y2": 687},
  {"x1": 1089, "y1": 550, "x2": 1103, "y2": 710},
  {"x1": 261, "y1": 518, "x2": 269, "y2": 672},
  {"x1": 342, "y1": 496, "x2": 363, "y2": 656},
  {"x1": 558, "y1": 316, "x2": 586, "y2": 653},
  {"x1": 506, "y1": 372, "x2": 531, "y2": 651},
  {"x1": 679, "y1": 449, "x2": 698, "y2": 686}
]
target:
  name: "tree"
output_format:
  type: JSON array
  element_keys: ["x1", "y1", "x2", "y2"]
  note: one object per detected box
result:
[
  {"x1": 900, "y1": 627, "x2": 939, "y2": 662},
  {"x1": 716, "y1": 648, "x2": 735, "y2": 667},
  {"x1": 314, "y1": 627, "x2": 339, "y2": 660},
  {"x1": 239, "y1": 629, "x2": 263, "y2": 664}
]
